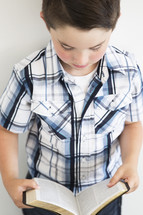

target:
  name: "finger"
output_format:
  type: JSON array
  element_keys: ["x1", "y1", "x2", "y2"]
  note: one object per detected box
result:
[
  {"x1": 22, "y1": 179, "x2": 39, "y2": 191},
  {"x1": 125, "y1": 178, "x2": 139, "y2": 193},
  {"x1": 14, "y1": 179, "x2": 39, "y2": 208},
  {"x1": 108, "y1": 171, "x2": 123, "y2": 187}
]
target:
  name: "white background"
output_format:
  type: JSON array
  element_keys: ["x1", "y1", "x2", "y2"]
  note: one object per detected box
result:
[{"x1": 0, "y1": 0, "x2": 143, "y2": 214}]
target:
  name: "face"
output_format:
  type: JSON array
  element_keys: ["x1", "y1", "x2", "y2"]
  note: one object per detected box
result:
[{"x1": 49, "y1": 25, "x2": 112, "y2": 76}]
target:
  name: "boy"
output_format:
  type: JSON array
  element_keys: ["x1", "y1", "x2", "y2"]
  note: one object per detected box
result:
[{"x1": 0, "y1": 0, "x2": 143, "y2": 215}]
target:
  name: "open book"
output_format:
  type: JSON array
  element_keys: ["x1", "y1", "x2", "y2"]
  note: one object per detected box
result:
[{"x1": 23, "y1": 178, "x2": 129, "y2": 215}]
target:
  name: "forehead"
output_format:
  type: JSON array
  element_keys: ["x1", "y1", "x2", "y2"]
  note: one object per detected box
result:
[{"x1": 50, "y1": 25, "x2": 112, "y2": 48}]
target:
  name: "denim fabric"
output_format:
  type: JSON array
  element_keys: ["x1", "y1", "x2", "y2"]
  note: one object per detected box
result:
[
  {"x1": 97, "y1": 197, "x2": 122, "y2": 215},
  {"x1": 22, "y1": 196, "x2": 122, "y2": 215},
  {"x1": 22, "y1": 208, "x2": 58, "y2": 215}
]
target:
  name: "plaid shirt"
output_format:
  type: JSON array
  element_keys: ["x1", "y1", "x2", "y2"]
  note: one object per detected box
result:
[{"x1": 0, "y1": 41, "x2": 143, "y2": 193}]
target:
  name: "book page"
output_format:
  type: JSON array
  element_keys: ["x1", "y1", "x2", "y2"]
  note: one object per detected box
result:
[
  {"x1": 76, "y1": 179, "x2": 127, "y2": 215},
  {"x1": 76, "y1": 185, "x2": 98, "y2": 215},
  {"x1": 34, "y1": 178, "x2": 79, "y2": 215}
]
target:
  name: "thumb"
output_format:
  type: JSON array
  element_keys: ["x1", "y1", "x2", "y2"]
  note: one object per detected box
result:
[
  {"x1": 108, "y1": 171, "x2": 122, "y2": 188},
  {"x1": 22, "y1": 179, "x2": 39, "y2": 191}
]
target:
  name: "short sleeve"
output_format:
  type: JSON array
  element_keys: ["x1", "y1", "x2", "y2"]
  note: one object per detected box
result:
[
  {"x1": 0, "y1": 69, "x2": 34, "y2": 133},
  {"x1": 126, "y1": 62, "x2": 143, "y2": 122}
]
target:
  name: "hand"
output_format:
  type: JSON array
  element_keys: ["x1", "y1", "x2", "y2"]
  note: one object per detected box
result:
[
  {"x1": 3, "y1": 178, "x2": 39, "y2": 208},
  {"x1": 107, "y1": 163, "x2": 139, "y2": 193}
]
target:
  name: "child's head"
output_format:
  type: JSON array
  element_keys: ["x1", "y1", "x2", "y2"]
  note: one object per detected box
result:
[
  {"x1": 42, "y1": 0, "x2": 120, "y2": 30},
  {"x1": 41, "y1": 0, "x2": 120, "y2": 75}
]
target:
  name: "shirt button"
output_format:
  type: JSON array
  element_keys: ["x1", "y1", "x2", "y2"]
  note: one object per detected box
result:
[
  {"x1": 81, "y1": 175, "x2": 86, "y2": 180},
  {"x1": 82, "y1": 135, "x2": 86, "y2": 142},
  {"x1": 82, "y1": 157, "x2": 86, "y2": 163},
  {"x1": 110, "y1": 101, "x2": 115, "y2": 108}
]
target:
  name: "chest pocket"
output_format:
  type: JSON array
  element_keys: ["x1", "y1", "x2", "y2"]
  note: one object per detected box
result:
[
  {"x1": 31, "y1": 100, "x2": 71, "y2": 139},
  {"x1": 94, "y1": 93, "x2": 132, "y2": 134},
  {"x1": 95, "y1": 93, "x2": 132, "y2": 110}
]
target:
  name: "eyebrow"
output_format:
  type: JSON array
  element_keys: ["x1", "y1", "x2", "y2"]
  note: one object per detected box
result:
[{"x1": 58, "y1": 40, "x2": 105, "y2": 49}]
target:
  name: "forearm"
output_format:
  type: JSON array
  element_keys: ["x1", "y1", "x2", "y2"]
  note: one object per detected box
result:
[
  {"x1": 0, "y1": 125, "x2": 19, "y2": 183},
  {"x1": 108, "y1": 121, "x2": 143, "y2": 192},
  {"x1": 0, "y1": 126, "x2": 38, "y2": 208},
  {"x1": 119, "y1": 121, "x2": 143, "y2": 167}
]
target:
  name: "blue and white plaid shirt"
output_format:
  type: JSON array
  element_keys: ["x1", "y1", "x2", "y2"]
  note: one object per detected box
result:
[{"x1": 0, "y1": 41, "x2": 143, "y2": 193}]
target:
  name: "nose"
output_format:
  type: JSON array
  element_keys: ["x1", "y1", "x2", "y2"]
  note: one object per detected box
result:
[{"x1": 73, "y1": 51, "x2": 89, "y2": 66}]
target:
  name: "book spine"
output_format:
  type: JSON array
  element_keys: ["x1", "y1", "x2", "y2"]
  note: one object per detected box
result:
[
  {"x1": 120, "y1": 179, "x2": 130, "y2": 192},
  {"x1": 23, "y1": 191, "x2": 27, "y2": 205}
]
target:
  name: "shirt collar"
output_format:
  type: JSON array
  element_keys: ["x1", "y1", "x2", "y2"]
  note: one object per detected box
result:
[
  {"x1": 105, "y1": 45, "x2": 136, "y2": 75},
  {"x1": 95, "y1": 56, "x2": 109, "y2": 84},
  {"x1": 104, "y1": 46, "x2": 125, "y2": 75},
  {"x1": 45, "y1": 40, "x2": 64, "y2": 84}
]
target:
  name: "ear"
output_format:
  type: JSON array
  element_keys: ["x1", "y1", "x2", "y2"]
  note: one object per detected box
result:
[
  {"x1": 40, "y1": 11, "x2": 45, "y2": 21},
  {"x1": 40, "y1": 11, "x2": 50, "y2": 30}
]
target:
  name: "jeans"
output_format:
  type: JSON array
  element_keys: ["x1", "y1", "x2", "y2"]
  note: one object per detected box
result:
[
  {"x1": 22, "y1": 196, "x2": 122, "y2": 215},
  {"x1": 22, "y1": 208, "x2": 58, "y2": 215},
  {"x1": 97, "y1": 197, "x2": 122, "y2": 215}
]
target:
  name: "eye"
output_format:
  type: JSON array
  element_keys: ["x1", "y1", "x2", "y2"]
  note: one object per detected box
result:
[
  {"x1": 90, "y1": 46, "x2": 101, "y2": 52},
  {"x1": 61, "y1": 44, "x2": 74, "y2": 51}
]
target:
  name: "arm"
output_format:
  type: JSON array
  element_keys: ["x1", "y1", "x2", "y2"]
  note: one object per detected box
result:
[
  {"x1": 0, "y1": 125, "x2": 39, "y2": 208},
  {"x1": 108, "y1": 121, "x2": 143, "y2": 193}
]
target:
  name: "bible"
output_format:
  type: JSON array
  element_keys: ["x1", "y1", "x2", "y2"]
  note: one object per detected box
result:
[{"x1": 23, "y1": 178, "x2": 129, "y2": 215}]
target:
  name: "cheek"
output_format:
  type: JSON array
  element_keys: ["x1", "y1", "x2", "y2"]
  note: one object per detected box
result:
[
  {"x1": 90, "y1": 49, "x2": 106, "y2": 63},
  {"x1": 55, "y1": 48, "x2": 71, "y2": 63}
]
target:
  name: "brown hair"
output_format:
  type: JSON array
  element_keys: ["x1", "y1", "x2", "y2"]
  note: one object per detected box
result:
[{"x1": 42, "y1": 0, "x2": 120, "y2": 30}]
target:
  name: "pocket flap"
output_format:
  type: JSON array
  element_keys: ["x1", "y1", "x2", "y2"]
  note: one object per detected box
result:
[
  {"x1": 94, "y1": 93, "x2": 132, "y2": 111},
  {"x1": 31, "y1": 100, "x2": 70, "y2": 116}
]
